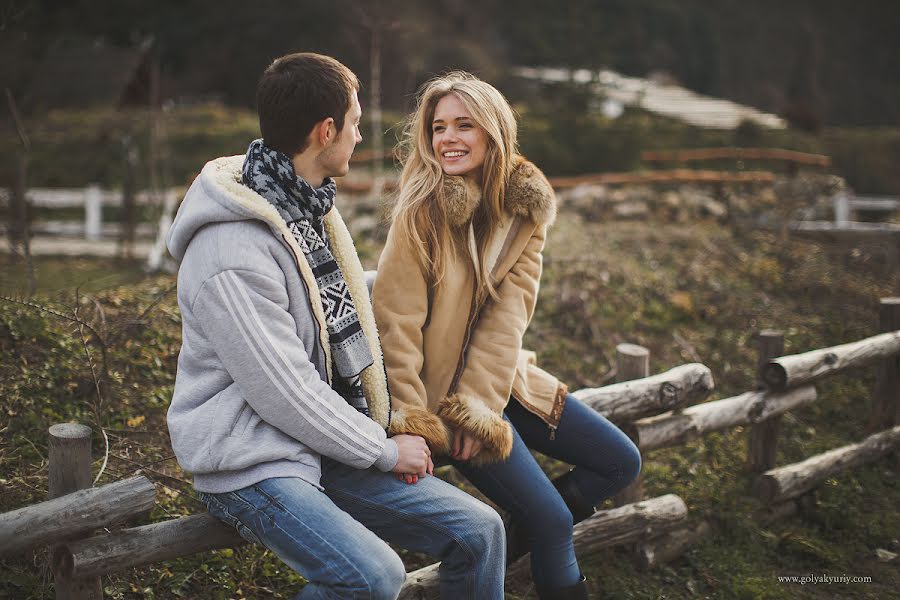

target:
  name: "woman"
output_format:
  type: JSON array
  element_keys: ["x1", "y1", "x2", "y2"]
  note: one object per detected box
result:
[{"x1": 373, "y1": 72, "x2": 641, "y2": 599}]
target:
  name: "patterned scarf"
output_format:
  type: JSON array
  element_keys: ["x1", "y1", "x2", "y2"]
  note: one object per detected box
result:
[{"x1": 242, "y1": 139, "x2": 373, "y2": 415}]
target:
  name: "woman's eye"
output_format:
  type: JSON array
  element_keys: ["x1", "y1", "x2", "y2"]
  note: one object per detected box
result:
[{"x1": 433, "y1": 126, "x2": 445, "y2": 133}]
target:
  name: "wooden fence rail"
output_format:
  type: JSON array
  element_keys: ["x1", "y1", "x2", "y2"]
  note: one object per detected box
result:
[
  {"x1": 753, "y1": 425, "x2": 900, "y2": 505},
  {"x1": 763, "y1": 329, "x2": 900, "y2": 391},
  {"x1": 832, "y1": 192, "x2": 900, "y2": 226},
  {"x1": 62, "y1": 513, "x2": 243, "y2": 579},
  {"x1": 0, "y1": 187, "x2": 179, "y2": 244},
  {"x1": 548, "y1": 169, "x2": 776, "y2": 190},
  {"x1": 630, "y1": 385, "x2": 817, "y2": 451},
  {"x1": 398, "y1": 494, "x2": 689, "y2": 600},
  {"x1": 641, "y1": 147, "x2": 831, "y2": 168},
  {"x1": 638, "y1": 520, "x2": 713, "y2": 568},
  {"x1": 0, "y1": 476, "x2": 156, "y2": 558},
  {"x1": 571, "y1": 361, "x2": 714, "y2": 424}
]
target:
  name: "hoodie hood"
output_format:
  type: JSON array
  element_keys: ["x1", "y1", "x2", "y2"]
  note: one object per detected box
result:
[
  {"x1": 167, "y1": 156, "x2": 286, "y2": 261},
  {"x1": 166, "y1": 154, "x2": 392, "y2": 429}
]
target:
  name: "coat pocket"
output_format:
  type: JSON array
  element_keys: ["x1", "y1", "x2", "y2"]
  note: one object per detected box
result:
[{"x1": 229, "y1": 402, "x2": 253, "y2": 438}]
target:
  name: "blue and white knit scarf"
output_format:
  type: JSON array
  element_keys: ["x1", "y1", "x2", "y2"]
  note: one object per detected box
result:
[{"x1": 242, "y1": 139, "x2": 373, "y2": 415}]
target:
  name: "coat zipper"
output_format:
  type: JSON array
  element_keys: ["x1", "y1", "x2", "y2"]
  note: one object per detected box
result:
[
  {"x1": 448, "y1": 285, "x2": 480, "y2": 395},
  {"x1": 448, "y1": 225, "x2": 486, "y2": 395}
]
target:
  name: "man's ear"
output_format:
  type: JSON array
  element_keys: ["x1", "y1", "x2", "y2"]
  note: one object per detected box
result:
[{"x1": 315, "y1": 117, "x2": 336, "y2": 146}]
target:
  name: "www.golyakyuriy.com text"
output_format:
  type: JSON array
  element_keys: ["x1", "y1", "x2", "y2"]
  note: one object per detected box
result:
[{"x1": 777, "y1": 574, "x2": 872, "y2": 585}]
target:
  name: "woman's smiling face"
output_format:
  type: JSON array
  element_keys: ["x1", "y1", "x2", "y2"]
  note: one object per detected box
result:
[{"x1": 431, "y1": 93, "x2": 488, "y2": 179}]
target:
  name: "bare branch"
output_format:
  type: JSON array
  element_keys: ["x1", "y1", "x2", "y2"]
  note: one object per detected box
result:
[
  {"x1": 5, "y1": 88, "x2": 30, "y2": 150},
  {"x1": 73, "y1": 298, "x2": 110, "y2": 485},
  {"x1": 1, "y1": 295, "x2": 98, "y2": 333},
  {"x1": 107, "y1": 283, "x2": 176, "y2": 344}
]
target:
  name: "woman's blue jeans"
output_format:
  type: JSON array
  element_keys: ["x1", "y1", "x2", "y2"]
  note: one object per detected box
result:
[
  {"x1": 201, "y1": 459, "x2": 506, "y2": 600},
  {"x1": 453, "y1": 393, "x2": 642, "y2": 590}
]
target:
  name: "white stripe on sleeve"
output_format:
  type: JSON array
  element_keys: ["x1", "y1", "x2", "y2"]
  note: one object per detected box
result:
[{"x1": 213, "y1": 271, "x2": 382, "y2": 462}]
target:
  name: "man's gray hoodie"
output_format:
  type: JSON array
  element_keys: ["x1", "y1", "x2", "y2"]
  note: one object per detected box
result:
[{"x1": 166, "y1": 156, "x2": 397, "y2": 493}]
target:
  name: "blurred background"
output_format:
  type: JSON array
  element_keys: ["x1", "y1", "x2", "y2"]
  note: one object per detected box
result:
[
  {"x1": 4, "y1": 0, "x2": 900, "y2": 281},
  {"x1": 2, "y1": 0, "x2": 899, "y2": 189}
]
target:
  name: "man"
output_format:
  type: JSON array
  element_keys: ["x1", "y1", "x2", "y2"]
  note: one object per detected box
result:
[{"x1": 166, "y1": 52, "x2": 505, "y2": 599}]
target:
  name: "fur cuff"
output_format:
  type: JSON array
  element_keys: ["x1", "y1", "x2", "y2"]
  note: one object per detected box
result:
[
  {"x1": 438, "y1": 394, "x2": 514, "y2": 464},
  {"x1": 389, "y1": 406, "x2": 451, "y2": 454}
]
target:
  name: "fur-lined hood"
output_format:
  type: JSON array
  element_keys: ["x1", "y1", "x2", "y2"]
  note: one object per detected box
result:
[
  {"x1": 167, "y1": 156, "x2": 286, "y2": 262},
  {"x1": 442, "y1": 155, "x2": 557, "y2": 227}
]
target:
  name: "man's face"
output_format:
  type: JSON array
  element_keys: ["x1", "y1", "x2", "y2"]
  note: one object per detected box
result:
[{"x1": 320, "y1": 90, "x2": 362, "y2": 178}]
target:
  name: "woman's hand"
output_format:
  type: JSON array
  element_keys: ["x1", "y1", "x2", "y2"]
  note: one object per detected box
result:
[
  {"x1": 391, "y1": 433, "x2": 434, "y2": 484},
  {"x1": 452, "y1": 429, "x2": 483, "y2": 461}
]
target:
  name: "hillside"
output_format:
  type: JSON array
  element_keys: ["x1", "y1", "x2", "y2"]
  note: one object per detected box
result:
[{"x1": 1, "y1": 210, "x2": 899, "y2": 598}]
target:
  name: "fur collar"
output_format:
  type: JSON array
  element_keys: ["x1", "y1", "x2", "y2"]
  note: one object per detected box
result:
[{"x1": 442, "y1": 155, "x2": 556, "y2": 227}]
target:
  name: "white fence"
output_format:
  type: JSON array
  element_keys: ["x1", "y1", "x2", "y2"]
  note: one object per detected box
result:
[
  {"x1": 832, "y1": 191, "x2": 900, "y2": 226},
  {"x1": 0, "y1": 186, "x2": 179, "y2": 241}
]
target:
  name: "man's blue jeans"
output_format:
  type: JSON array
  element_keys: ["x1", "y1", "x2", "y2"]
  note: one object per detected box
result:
[
  {"x1": 200, "y1": 458, "x2": 506, "y2": 600},
  {"x1": 454, "y1": 394, "x2": 642, "y2": 591}
]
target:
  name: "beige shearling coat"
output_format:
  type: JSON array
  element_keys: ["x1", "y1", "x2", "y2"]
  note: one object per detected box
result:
[{"x1": 373, "y1": 156, "x2": 568, "y2": 464}]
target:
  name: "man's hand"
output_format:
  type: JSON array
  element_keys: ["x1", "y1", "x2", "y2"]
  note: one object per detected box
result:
[{"x1": 391, "y1": 434, "x2": 434, "y2": 484}]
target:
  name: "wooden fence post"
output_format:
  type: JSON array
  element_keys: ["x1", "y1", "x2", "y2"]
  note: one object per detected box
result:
[
  {"x1": 833, "y1": 191, "x2": 850, "y2": 225},
  {"x1": 614, "y1": 343, "x2": 649, "y2": 506},
  {"x1": 748, "y1": 330, "x2": 784, "y2": 472},
  {"x1": 48, "y1": 423, "x2": 103, "y2": 600},
  {"x1": 84, "y1": 186, "x2": 102, "y2": 241},
  {"x1": 870, "y1": 298, "x2": 900, "y2": 432}
]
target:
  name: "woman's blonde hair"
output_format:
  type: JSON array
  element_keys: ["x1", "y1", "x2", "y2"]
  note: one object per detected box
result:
[{"x1": 391, "y1": 71, "x2": 518, "y2": 299}]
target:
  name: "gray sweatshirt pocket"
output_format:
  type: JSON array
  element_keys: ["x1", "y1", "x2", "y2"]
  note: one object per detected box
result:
[{"x1": 229, "y1": 402, "x2": 253, "y2": 438}]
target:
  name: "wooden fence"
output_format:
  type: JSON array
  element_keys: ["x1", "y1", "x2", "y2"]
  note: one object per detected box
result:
[
  {"x1": 1, "y1": 360, "x2": 709, "y2": 598},
  {"x1": 787, "y1": 192, "x2": 900, "y2": 266},
  {"x1": 0, "y1": 187, "x2": 176, "y2": 241},
  {"x1": 641, "y1": 147, "x2": 831, "y2": 170},
  {"x1": 0, "y1": 186, "x2": 181, "y2": 269},
  {"x1": 2, "y1": 300, "x2": 899, "y2": 598},
  {"x1": 623, "y1": 299, "x2": 900, "y2": 531},
  {"x1": 832, "y1": 192, "x2": 900, "y2": 225}
]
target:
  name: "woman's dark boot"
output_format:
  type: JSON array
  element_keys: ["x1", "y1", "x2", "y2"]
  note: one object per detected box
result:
[
  {"x1": 504, "y1": 513, "x2": 527, "y2": 566},
  {"x1": 505, "y1": 471, "x2": 596, "y2": 565},
  {"x1": 537, "y1": 574, "x2": 589, "y2": 600},
  {"x1": 552, "y1": 469, "x2": 596, "y2": 524}
]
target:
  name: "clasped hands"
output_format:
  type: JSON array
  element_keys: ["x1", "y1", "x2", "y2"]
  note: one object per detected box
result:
[{"x1": 391, "y1": 429, "x2": 483, "y2": 484}]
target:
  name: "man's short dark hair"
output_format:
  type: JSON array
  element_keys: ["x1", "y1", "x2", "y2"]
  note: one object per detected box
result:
[{"x1": 257, "y1": 53, "x2": 360, "y2": 157}]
